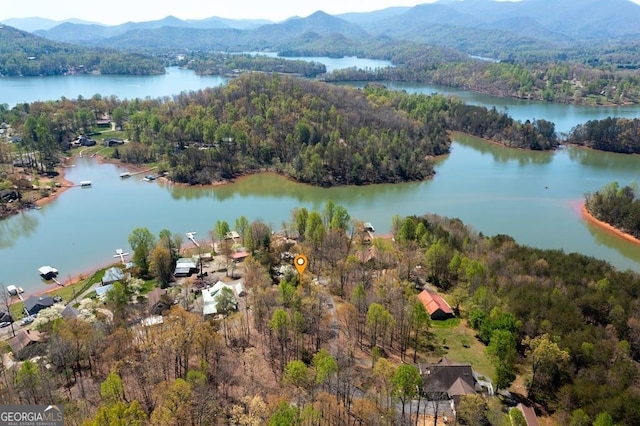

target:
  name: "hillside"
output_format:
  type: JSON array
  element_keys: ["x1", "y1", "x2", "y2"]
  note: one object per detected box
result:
[{"x1": 0, "y1": 25, "x2": 164, "y2": 76}]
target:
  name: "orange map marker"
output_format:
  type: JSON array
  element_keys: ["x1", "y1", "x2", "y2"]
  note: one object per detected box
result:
[{"x1": 294, "y1": 254, "x2": 308, "y2": 275}]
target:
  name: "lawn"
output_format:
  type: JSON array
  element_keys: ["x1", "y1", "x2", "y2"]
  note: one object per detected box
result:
[{"x1": 427, "y1": 317, "x2": 494, "y2": 379}]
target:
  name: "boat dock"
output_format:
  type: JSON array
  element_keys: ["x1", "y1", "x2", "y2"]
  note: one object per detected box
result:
[
  {"x1": 186, "y1": 232, "x2": 199, "y2": 247},
  {"x1": 7, "y1": 285, "x2": 24, "y2": 301},
  {"x1": 113, "y1": 248, "x2": 130, "y2": 264},
  {"x1": 38, "y1": 265, "x2": 63, "y2": 286}
]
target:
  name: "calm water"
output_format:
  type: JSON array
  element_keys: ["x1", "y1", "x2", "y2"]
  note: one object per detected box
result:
[{"x1": 1, "y1": 60, "x2": 640, "y2": 294}]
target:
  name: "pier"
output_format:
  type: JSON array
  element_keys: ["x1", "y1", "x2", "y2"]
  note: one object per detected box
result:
[
  {"x1": 186, "y1": 232, "x2": 199, "y2": 247},
  {"x1": 113, "y1": 248, "x2": 130, "y2": 264}
]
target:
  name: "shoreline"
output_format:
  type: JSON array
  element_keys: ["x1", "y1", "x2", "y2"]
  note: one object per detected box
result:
[{"x1": 580, "y1": 202, "x2": 640, "y2": 246}]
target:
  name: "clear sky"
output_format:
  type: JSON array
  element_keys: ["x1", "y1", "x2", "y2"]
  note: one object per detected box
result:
[{"x1": 2, "y1": 0, "x2": 442, "y2": 25}]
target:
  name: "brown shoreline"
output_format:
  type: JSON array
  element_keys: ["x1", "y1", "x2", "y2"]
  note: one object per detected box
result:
[{"x1": 581, "y1": 202, "x2": 640, "y2": 246}]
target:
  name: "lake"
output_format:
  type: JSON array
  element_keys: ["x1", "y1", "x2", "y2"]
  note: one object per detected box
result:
[{"x1": 1, "y1": 60, "x2": 640, "y2": 295}]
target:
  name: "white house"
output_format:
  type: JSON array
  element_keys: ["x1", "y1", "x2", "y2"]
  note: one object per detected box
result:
[{"x1": 202, "y1": 279, "x2": 244, "y2": 317}]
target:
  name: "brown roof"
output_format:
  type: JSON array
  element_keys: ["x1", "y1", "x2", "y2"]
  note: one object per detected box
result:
[
  {"x1": 417, "y1": 290, "x2": 454, "y2": 316},
  {"x1": 517, "y1": 403, "x2": 540, "y2": 426},
  {"x1": 147, "y1": 288, "x2": 167, "y2": 308},
  {"x1": 8, "y1": 329, "x2": 43, "y2": 354},
  {"x1": 422, "y1": 357, "x2": 476, "y2": 398},
  {"x1": 448, "y1": 377, "x2": 476, "y2": 396}
]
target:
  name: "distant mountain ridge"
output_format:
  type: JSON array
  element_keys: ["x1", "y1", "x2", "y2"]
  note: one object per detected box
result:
[{"x1": 3, "y1": 0, "x2": 640, "y2": 54}]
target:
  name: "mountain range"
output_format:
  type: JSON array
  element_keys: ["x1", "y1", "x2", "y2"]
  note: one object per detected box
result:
[{"x1": 3, "y1": 0, "x2": 640, "y2": 56}]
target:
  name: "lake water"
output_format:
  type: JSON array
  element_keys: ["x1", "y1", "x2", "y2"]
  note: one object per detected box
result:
[{"x1": 1, "y1": 60, "x2": 640, "y2": 295}]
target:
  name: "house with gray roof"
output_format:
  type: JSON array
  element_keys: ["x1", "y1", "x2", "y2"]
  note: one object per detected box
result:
[
  {"x1": 102, "y1": 267, "x2": 126, "y2": 285},
  {"x1": 24, "y1": 295, "x2": 55, "y2": 317}
]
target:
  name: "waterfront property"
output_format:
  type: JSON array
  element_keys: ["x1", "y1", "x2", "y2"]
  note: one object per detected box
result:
[
  {"x1": 174, "y1": 258, "x2": 198, "y2": 277},
  {"x1": 101, "y1": 266, "x2": 129, "y2": 285},
  {"x1": 24, "y1": 295, "x2": 55, "y2": 316}
]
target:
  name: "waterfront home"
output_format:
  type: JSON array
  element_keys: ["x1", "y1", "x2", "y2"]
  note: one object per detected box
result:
[
  {"x1": 24, "y1": 295, "x2": 55, "y2": 317},
  {"x1": 174, "y1": 258, "x2": 198, "y2": 277},
  {"x1": 101, "y1": 266, "x2": 128, "y2": 285}
]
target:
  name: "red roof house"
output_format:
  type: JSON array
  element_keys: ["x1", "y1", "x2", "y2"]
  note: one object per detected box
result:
[{"x1": 417, "y1": 290, "x2": 455, "y2": 320}]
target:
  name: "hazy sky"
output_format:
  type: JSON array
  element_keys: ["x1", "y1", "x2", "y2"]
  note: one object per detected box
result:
[
  {"x1": 2, "y1": 0, "x2": 441, "y2": 24},
  {"x1": 4, "y1": 0, "x2": 640, "y2": 25}
]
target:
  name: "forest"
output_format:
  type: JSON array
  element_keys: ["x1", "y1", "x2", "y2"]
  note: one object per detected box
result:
[
  {"x1": 0, "y1": 25, "x2": 164, "y2": 76},
  {"x1": 566, "y1": 117, "x2": 640, "y2": 154},
  {"x1": 585, "y1": 181, "x2": 640, "y2": 239},
  {"x1": 0, "y1": 74, "x2": 557, "y2": 190},
  {"x1": 279, "y1": 37, "x2": 640, "y2": 106},
  {"x1": 183, "y1": 53, "x2": 328, "y2": 78},
  {"x1": 2, "y1": 203, "x2": 640, "y2": 425}
]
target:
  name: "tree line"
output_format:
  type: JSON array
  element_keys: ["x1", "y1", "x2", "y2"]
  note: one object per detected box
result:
[
  {"x1": 585, "y1": 181, "x2": 640, "y2": 239},
  {"x1": 566, "y1": 117, "x2": 640, "y2": 154},
  {"x1": 182, "y1": 53, "x2": 327, "y2": 78}
]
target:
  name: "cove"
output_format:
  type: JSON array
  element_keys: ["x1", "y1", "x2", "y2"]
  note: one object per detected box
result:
[
  {"x1": 2, "y1": 133, "x2": 640, "y2": 295},
  {"x1": 2, "y1": 60, "x2": 640, "y2": 294}
]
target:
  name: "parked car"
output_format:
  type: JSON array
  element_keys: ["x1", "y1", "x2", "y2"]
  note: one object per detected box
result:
[
  {"x1": 0, "y1": 321, "x2": 11, "y2": 328},
  {"x1": 20, "y1": 316, "x2": 34, "y2": 326}
]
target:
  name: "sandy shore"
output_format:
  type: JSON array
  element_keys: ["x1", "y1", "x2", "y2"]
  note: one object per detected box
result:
[
  {"x1": 29, "y1": 156, "x2": 79, "y2": 208},
  {"x1": 581, "y1": 202, "x2": 640, "y2": 246}
]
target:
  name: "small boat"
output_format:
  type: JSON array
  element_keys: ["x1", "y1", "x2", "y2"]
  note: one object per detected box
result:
[
  {"x1": 119, "y1": 172, "x2": 131, "y2": 179},
  {"x1": 80, "y1": 180, "x2": 92, "y2": 187},
  {"x1": 143, "y1": 175, "x2": 156, "y2": 182}
]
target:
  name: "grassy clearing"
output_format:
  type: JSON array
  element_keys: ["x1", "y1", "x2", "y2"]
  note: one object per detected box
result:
[{"x1": 427, "y1": 317, "x2": 494, "y2": 379}]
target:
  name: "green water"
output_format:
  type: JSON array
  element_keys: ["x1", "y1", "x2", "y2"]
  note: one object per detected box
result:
[
  {"x1": 1, "y1": 62, "x2": 640, "y2": 294},
  {"x1": 2, "y1": 134, "x2": 640, "y2": 294}
]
